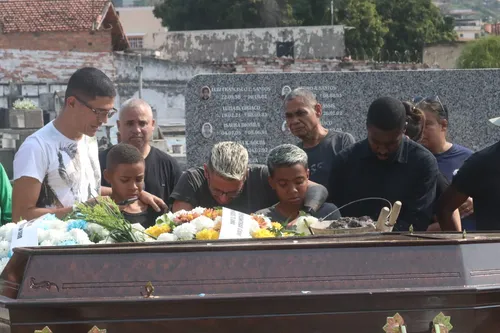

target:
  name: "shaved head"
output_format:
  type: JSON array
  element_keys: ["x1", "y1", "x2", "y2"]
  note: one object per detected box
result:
[
  {"x1": 119, "y1": 98, "x2": 153, "y2": 121},
  {"x1": 117, "y1": 98, "x2": 155, "y2": 154}
]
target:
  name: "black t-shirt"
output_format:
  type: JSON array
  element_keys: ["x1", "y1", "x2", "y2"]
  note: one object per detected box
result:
[
  {"x1": 298, "y1": 130, "x2": 355, "y2": 187},
  {"x1": 328, "y1": 138, "x2": 438, "y2": 231},
  {"x1": 121, "y1": 206, "x2": 163, "y2": 229},
  {"x1": 451, "y1": 141, "x2": 500, "y2": 230},
  {"x1": 100, "y1": 146, "x2": 182, "y2": 203},
  {"x1": 169, "y1": 165, "x2": 279, "y2": 214}
]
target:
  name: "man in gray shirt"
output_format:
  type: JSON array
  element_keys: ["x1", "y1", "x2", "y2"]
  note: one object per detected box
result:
[{"x1": 284, "y1": 88, "x2": 355, "y2": 187}]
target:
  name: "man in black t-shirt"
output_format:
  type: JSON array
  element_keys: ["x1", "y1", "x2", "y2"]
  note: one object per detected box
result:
[
  {"x1": 437, "y1": 138, "x2": 500, "y2": 231},
  {"x1": 284, "y1": 87, "x2": 355, "y2": 187},
  {"x1": 328, "y1": 97, "x2": 438, "y2": 231},
  {"x1": 170, "y1": 141, "x2": 328, "y2": 214},
  {"x1": 100, "y1": 98, "x2": 182, "y2": 204}
]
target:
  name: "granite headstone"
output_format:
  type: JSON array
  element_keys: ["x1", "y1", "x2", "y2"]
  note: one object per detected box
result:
[{"x1": 185, "y1": 70, "x2": 500, "y2": 167}]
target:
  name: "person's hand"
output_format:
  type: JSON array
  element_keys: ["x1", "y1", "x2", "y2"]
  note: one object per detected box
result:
[
  {"x1": 459, "y1": 197, "x2": 474, "y2": 218},
  {"x1": 138, "y1": 191, "x2": 167, "y2": 212}
]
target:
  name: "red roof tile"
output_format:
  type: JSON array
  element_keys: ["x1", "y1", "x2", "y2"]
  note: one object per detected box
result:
[{"x1": 0, "y1": 0, "x2": 111, "y2": 33}]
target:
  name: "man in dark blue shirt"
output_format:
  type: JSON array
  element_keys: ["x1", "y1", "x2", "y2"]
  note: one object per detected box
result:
[{"x1": 327, "y1": 97, "x2": 439, "y2": 231}]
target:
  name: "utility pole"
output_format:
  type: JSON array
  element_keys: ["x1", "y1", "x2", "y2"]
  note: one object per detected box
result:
[
  {"x1": 136, "y1": 54, "x2": 143, "y2": 99},
  {"x1": 331, "y1": 0, "x2": 334, "y2": 25}
]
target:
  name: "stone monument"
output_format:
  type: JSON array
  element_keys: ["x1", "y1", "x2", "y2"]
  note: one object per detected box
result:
[{"x1": 185, "y1": 70, "x2": 500, "y2": 167}]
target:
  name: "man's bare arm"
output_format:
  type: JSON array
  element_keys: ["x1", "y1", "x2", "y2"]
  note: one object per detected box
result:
[
  {"x1": 172, "y1": 200, "x2": 194, "y2": 213},
  {"x1": 437, "y1": 185, "x2": 468, "y2": 231},
  {"x1": 12, "y1": 177, "x2": 72, "y2": 222}
]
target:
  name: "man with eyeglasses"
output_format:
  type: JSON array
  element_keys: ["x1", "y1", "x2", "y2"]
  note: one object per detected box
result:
[
  {"x1": 11, "y1": 67, "x2": 165, "y2": 222},
  {"x1": 170, "y1": 141, "x2": 328, "y2": 215}
]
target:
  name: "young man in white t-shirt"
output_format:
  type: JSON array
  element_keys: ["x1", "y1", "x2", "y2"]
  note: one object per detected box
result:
[{"x1": 12, "y1": 67, "x2": 166, "y2": 222}]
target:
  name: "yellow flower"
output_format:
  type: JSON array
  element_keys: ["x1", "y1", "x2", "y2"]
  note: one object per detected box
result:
[
  {"x1": 196, "y1": 228, "x2": 220, "y2": 240},
  {"x1": 145, "y1": 224, "x2": 171, "y2": 238},
  {"x1": 252, "y1": 228, "x2": 276, "y2": 238},
  {"x1": 282, "y1": 232, "x2": 294, "y2": 237},
  {"x1": 271, "y1": 222, "x2": 283, "y2": 230}
]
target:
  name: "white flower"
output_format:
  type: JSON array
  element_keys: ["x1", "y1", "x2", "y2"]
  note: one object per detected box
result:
[
  {"x1": 0, "y1": 223, "x2": 17, "y2": 242},
  {"x1": 214, "y1": 216, "x2": 222, "y2": 224},
  {"x1": 191, "y1": 207, "x2": 206, "y2": 215},
  {"x1": 156, "y1": 212, "x2": 174, "y2": 225},
  {"x1": 190, "y1": 215, "x2": 215, "y2": 232},
  {"x1": 130, "y1": 224, "x2": 146, "y2": 242},
  {"x1": 45, "y1": 230, "x2": 67, "y2": 244},
  {"x1": 37, "y1": 229, "x2": 51, "y2": 244},
  {"x1": 0, "y1": 241, "x2": 10, "y2": 258},
  {"x1": 86, "y1": 223, "x2": 109, "y2": 238},
  {"x1": 157, "y1": 233, "x2": 178, "y2": 242},
  {"x1": 295, "y1": 216, "x2": 318, "y2": 235},
  {"x1": 249, "y1": 220, "x2": 261, "y2": 234},
  {"x1": 40, "y1": 220, "x2": 67, "y2": 231},
  {"x1": 173, "y1": 223, "x2": 196, "y2": 241},
  {"x1": 69, "y1": 229, "x2": 93, "y2": 245}
]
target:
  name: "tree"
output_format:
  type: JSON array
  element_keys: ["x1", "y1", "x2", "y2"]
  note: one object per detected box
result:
[
  {"x1": 153, "y1": 0, "x2": 296, "y2": 31},
  {"x1": 336, "y1": 0, "x2": 388, "y2": 59},
  {"x1": 375, "y1": 0, "x2": 456, "y2": 57},
  {"x1": 457, "y1": 36, "x2": 500, "y2": 69}
]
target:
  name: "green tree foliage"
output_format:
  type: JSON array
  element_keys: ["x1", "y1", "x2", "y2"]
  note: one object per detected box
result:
[
  {"x1": 153, "y1": 0, "x2": 455, "y2": 57},
  {"x1": 375, "y1": 0, "x2": 456, "y2": 55},
  {"x1": 457, "y1": 36, "x2": 500, "y2": 69},
  {"x1": 153, "y1": 0, "x2": 295, "y2": 31},
  {"x1": 336, "y1": 0, "x2": 388, "y2": 57}
]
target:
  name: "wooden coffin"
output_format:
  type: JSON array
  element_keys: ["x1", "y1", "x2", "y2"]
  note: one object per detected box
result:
[{"x1": 1, "y1": 232, "x2": 500, "y2": 332}]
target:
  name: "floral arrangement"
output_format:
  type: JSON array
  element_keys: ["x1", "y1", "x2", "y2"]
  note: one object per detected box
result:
[
  {"x1": 12, "y1": 98, "x2": 37, "y2": 111},
  {"x1": 144, "y1": 207, "x2": 295, "y2": 241}
]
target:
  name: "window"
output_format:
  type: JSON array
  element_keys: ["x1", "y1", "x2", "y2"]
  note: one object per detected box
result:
[
  {"x1": 128, "y1": 37, "x2": 143, "y2": 49},
  {"x1": 276, "y1": 41, "x2": 294, "y2": 58}
]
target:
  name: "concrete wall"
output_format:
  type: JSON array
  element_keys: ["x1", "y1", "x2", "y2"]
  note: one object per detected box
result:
[
  {"x1": 0, "y1": 31, "x2": 113, "y2": 52},
  {"x1": 423, "y1": 43, "x2": 468, "y2": 69},
  {"x1": 156, "y1": 25, "x2": 345, "y2": 63}
]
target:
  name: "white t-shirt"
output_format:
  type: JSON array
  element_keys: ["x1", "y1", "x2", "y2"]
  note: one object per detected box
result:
[{"x1": 13, "y1": 121, "x2": 101, "y2": 208}]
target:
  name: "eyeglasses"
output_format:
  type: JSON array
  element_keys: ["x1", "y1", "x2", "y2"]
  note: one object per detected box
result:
[
  {"x1": 412, "y1": 95, "x2": 448, "y2": 120},
  {"x1": 74, "y1": 96, "x2": 117, "y2": 119},
  {"x1": 206, "y1": 174, "x2": 245, "y2": 199}
]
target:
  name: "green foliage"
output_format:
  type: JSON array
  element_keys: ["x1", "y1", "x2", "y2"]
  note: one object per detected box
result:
[
  {"x1": 457, "y1": 36, "x2": 500, "y2": 69},
  {"x1": 153, "y1": 0, "x2": 456, "y2": 56},
  {"x1": 153, "y1": 0, "x2": 296, "y2": 31},
  {"x1": 338, "y1": 0, "x2": 388, "y2": 57},
  {"x1": 375, "y1": 0, "x2": 456, "y2": 56},
  {"x1": 73, "y1": 197, "x2": 149, "y2": 243}
]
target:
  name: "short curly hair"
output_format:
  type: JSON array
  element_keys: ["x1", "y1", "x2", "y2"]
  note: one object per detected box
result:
[{"x1": 106, "y1": 143, "x2": 144, "y2": 171}]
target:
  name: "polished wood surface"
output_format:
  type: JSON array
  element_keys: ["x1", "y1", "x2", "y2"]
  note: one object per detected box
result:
[{"x1": 0, "y1": 232, "x2": 500, "y2": 332}]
